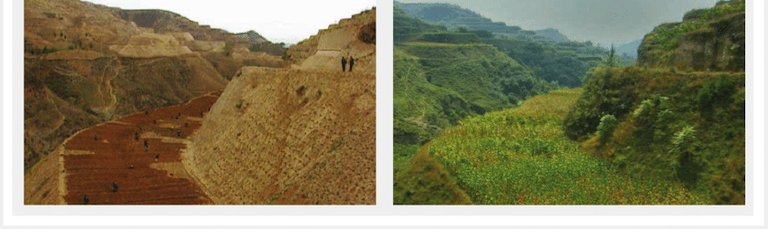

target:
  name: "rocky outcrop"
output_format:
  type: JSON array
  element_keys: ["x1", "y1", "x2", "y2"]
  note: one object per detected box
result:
[{"x1": 637, "y1": 0, "x2": 744, "y2": 72}]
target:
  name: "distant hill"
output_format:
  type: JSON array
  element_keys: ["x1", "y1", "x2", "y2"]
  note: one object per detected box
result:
[
  {"x1": 535, "y1": 28, "x2": 570, "y2": 43},
  {"x1": 394, "y1": 1, "x2": 522, "y2": 34},
  {"x1": 614, "y1": 39, "x2": 643, "y2": 58}
]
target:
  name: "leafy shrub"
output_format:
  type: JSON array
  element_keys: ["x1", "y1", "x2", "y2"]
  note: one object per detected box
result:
[
  {"x1": 596, "y1": 114, "x2": 617, "y2": 143},
  {"x1": 633, "y1": 99, "x2": 654, "y2": 118}
]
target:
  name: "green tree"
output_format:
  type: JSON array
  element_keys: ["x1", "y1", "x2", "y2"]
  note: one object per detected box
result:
[{"x1": 605, "y1": 44, "x2": 616, "y2": 67}]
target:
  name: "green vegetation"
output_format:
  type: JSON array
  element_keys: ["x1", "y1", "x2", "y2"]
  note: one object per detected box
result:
[
  {"x1": 247, "y1": 41, "x2": 286, "y2": 56},
  {"x1": 396, "y1": 89, "x2": 706, "y2": 204},
  {"x1": 638, "y1": 0, "x2": 744, "y2": 71},
  {"x1": 563, "y1": 66, "x2": 744, "y2": 204},
  {"x1": 28, "y1": 46, "x2": 58, "y2": 55},
  {"x1": 393, "y1": 41, "x2": 558, "y2": 176},
  {"x1": 396, "y1": 2, "x2": 634, "y2": 88},
  {"x1": 223, "y1": 42, "x2": 233, "y2": 57},
  {"x1": 394, "y1": 0, "x2": 744, "y2": 205}
]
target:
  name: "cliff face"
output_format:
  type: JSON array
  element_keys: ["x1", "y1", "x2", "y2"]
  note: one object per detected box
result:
[
  {"x1": 186, "y1": 9, "x2": 376, "y2": 204},
  {"x1": 637, "y1": 0, "x2": 744, "y2": 72}
]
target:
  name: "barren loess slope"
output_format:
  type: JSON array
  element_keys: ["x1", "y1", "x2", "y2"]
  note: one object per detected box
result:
[
  {"x1": 286, "y1": 8, "x2": 376, "y2": 73},
  {"x1": 23, "y1": 0, "x2": 282, "y2": 171},
  {"x1": 188, "y1": 67, "x2": 375, "y2": 204}
]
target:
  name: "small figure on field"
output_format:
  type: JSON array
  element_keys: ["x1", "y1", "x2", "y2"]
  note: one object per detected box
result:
[
  {"x1": 145, "y1": 110, "x2": 149, "y2": 115},
  {"x1": 177, "y1": 130, "x2": 181, "y2": 137},
  {"x1": 111, "y1": 182, "x2": 118, "y2": 192},
  {"x1": 144, "y1": 139, "x2": 148, "y2": 147},
  {"x1": 83, "y1": 194, "x2": 89, "y2": 205},
  {"x1": 129, "y1": 165, "x2": 134, "y2": 169},
  {"x1": 341, "y1": 56, "x2": 347, "y2": 72},
  {"x1": 153, "y1": 119, "x2": 157, "y2": 124},
  {"x1": 200, "y1": 111, "x2": 204, "y2": 117},
  {"x1": 94, "y1": 134, "x2": 98, "y2": 141},
  {"x1": 144, "y1": 146, "x2": 149, "y2": 152},
  {"x1": 349, "y1": 57, "x2": 355, "y2": 72},
  {"x1": 155, "y1": 154, "x2": 159, "y2": 161},
  {"x1": 134, "y1": 131, "x2": 139, "y2": 141}
]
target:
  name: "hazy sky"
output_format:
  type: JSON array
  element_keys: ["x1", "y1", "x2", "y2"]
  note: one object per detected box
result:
[
  {"x1": 83, "y1": 0, "x2": 376, "y2": 44},
  {"x1": 397, "y1": 0, "x2": 719, "y2": 46}
]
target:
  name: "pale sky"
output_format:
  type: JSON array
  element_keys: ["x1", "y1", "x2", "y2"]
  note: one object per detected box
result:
[
  {"x1": 397, "y1": 0, "x2": 720, "y2": 46},
  {"x1": 83, "y1": 0, "x2": 376, "y2": 45}
]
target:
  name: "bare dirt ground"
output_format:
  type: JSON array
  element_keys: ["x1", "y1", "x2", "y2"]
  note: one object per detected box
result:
[
  {"x1": 187, "y1": 67, "x2": 375, "y2": 205},
  {"x1": 58, "y1": 92, "x2": 221, "y2": 204}
]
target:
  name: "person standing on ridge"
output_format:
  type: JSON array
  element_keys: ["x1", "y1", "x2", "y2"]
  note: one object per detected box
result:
[
  {"x1": 341, "y1": 56, "x2": 347, "y2": 72},
  {"x1": 349, "y1": 57, "x2": 355, "y2": 72}
]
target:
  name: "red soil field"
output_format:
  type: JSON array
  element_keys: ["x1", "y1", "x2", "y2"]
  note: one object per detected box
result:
[{"x1": 61, "y1": 92, "x2": 221, "y2": 204}]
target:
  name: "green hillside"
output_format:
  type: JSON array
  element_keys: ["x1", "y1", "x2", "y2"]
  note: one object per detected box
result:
[
  {"x1": 564, "y1": 67, "x2": 744, "y2": 204},
  {"x1": 394, "y1": 0, "x2": 744, "y2": 205},
  {"x1": 393, "y1": 42, "x2": 558, "y2": 172},
  {"x1": 393, "y1": 9, "x2": 559, "y2": 175},
  {"x1": 396, "y1": 89, "x2": 705, "y2": 204},
  {"x1": 395, "y1": 1, "x2": 635, "y2": 88}
]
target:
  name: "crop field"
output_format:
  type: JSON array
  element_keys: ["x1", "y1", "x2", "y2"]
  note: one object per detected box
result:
[{"x1": 408, "y1": 88, "x2": 706, "y2": 204}]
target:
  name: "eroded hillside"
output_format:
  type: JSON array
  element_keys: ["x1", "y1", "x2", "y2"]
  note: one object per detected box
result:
[
  {"x1": 185, "y1": 8, "x2": 376, "y2": 205},
  {"x1": 23, "y1": 0, "x2": 282, "y2": 171},
  {"x1": 188, "y1": 68, "x2": 375, "y2": 204}
]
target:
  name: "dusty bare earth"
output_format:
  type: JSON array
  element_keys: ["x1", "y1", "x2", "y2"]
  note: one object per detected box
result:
[
  {"x1": 187, "y1": 67, "x2": 375, "y2": 205},
  {"x1": 26, "y1": 92, "x2": 220, "y2": 204},
  {"x1": 181, "y1": 8, "x2": 377, "y2": 205}
]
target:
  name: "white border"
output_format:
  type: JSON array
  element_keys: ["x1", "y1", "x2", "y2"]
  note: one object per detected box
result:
[{"x1": 3, "y1": 0, "x2": 766, "y2": 227}]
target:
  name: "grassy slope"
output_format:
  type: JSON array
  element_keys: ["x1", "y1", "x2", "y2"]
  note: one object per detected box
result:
[
  {"x1": 396, "y1": 88, "x2": 705, "y2": 204},
  {"x1": 393, "y1": 42, "x2": 557, "y2": 175},
  {"x1": 564, "y1": 67, "x2": 745, "y2": 204}
]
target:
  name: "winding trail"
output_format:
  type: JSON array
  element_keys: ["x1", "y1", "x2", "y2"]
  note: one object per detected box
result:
[{"x1": 59, "y1": 91, "x2": 221, "y2": 204}]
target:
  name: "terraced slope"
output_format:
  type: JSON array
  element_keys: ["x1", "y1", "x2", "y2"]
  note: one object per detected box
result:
[{"x1": 26, "y1": 92, "x2": 220, "y2": 204}]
